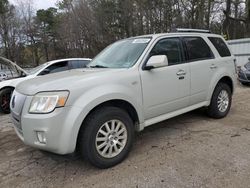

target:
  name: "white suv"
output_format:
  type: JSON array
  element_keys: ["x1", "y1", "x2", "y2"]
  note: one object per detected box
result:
[{"x1": 10, "y1": 30, "x2": 236, "y2": 168}]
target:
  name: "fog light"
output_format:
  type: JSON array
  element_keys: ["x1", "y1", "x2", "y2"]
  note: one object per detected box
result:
[{"x1": 36, "y1": 131, "x2": 46, "y2": 144}]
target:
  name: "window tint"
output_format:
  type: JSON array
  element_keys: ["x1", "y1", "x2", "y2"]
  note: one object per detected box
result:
[
  {"x1": 48, "y1": 61, "x2": 69, "y2": 73},
  {"x1": 69, "y1": 60, "x2": 90, "y2": 69},
  {"x1": 184, "y1": 37, "x2": 214, "y2": 61},
  {"x1": 208, "y1": 37, "x2": 231, "y2": 57},
  {"x1": 39, "y1": 61, "x2": 69, "y2": 75},
  {"x1": 150, "y1": 38, "x2": 184, "y2": 66}
]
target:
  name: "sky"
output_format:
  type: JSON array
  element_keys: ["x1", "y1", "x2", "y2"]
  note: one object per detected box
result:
[{"x1": 9, "y1": 0, "x2": 58, "y2": 10}]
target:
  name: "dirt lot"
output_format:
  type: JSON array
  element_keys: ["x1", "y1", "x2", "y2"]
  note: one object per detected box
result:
[{"x1": 1, "y1": 84, "x2": 250, "y2": 188}]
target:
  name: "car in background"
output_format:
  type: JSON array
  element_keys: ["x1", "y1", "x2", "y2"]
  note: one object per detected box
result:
[
  {"x1": 238, "y1": 58, "x2": 250, "y2": 85},
  {"x1": 0, "y1": 57, "x2": 91, "y2": 113}
]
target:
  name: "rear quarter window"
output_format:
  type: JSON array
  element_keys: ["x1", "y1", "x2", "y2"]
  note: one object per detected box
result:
[
  {"x1": 183, "y1": 37, "x2": 214, "y2": 62},
  {"x1": 208, "y1": 37, "x2": 231, "y2": 57},
  {"x1": 69, "y1": 60, "x2": 90, "y2": 69}
]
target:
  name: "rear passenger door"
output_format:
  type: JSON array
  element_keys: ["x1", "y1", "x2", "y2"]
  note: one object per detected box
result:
[{"x1": 183, "y1": 36, "x2": 216, "y2": 105}]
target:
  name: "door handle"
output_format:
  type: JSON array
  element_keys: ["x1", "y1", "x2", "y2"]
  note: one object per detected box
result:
[
  {"x1": 176, "y1": 70, "x2": 186, "y2": 76},
  {"x1": 210, "y1": 64, "x2": 217, "y2": 69}
]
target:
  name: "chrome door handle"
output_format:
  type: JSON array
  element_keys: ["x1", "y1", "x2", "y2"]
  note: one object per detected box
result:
[
  {"x1": 176, "y1": 70, "x2": 186, "y2": 76},
  {"x1": 210, "y1": 64, "x2": 217, "y2": 69}
]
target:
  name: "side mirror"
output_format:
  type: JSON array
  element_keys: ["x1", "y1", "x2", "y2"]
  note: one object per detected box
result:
[
  {"x1": 40, "y1": 69, "x2": 50, "y2": 75},
  {"x1": 144, "y1": 55, "x2": 168, "y2": 70}
]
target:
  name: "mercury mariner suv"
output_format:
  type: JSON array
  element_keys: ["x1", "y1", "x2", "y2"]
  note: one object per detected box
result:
[{"x1": 10, "y1": 29, "x2": 236, "y2": 168}]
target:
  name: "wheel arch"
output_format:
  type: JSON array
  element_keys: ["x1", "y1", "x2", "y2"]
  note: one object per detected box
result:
[
  {"x1": 75, "y1": 99, "x2": 140, "y2": 151},
  {"x1": 207, "y1": 75, "x2": 234, "y2": 103},
  {"x1": 82, "y1": 99, "x2": 140, "y2": 125},
  {"x1": 217, "y1": 76, "x2": 234, "y2": 93},
  {"x1": 0, "y1": 86, "x2": 15, "y2": 92}
]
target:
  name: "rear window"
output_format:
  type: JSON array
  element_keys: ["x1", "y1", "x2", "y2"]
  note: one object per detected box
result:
[
  {"x1": 183, "y1": 37, "x2": 214, "y2": 61},
  {"x1": 70, "y1": 60, "x2": 90, "y2": 69},
  {"x1": 208, "y1": 37, "x2": 231, "y2": 57}
]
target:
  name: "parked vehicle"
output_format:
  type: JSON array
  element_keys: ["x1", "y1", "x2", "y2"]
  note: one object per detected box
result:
[
  {"x1": 0, "y1": 57, "x2": 91, "y2": 113},
  {"x1": 10, "y1": 30, "x2": 236, "y2": 168},
  {"x1": 238, "y1": 58, "x2": 250, "y2": 85}
]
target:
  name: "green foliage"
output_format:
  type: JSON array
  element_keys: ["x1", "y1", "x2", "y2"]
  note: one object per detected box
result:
[{"x1": 0, "y1": 0, "x2": 9, "y2": 14}]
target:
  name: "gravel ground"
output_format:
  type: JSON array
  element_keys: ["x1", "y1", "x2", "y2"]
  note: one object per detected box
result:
[{"x1": 1, "y1": 84, "x2": 250, "y2": 188}]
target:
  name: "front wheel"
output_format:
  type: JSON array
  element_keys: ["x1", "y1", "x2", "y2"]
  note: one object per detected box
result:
[
  {"x1": 0, "y1": 88, "x2": 13, "y2": 114},
  {"x1": 78, "y1": 106, "x2": 134, "y2": 168},
  {"x1": 207, "y1": 83, "x2": 232, "y2": 119}
]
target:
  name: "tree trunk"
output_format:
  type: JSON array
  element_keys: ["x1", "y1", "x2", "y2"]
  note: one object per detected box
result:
[
  {"x1": 206, "y1": 0, "x2": 212, "y2": 29},
  {"x1": 223, "y1": 0, "x2": 232, "y2": 39}
]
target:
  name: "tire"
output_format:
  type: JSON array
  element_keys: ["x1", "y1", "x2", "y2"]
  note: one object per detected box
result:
[
  {"x1": 0, "y1": 88, "x2": 13, "y2": 114},
  {"x1": 207, "y1": 83, "x2": 232, "y2": 119},
  {"x1": 78, "y1": 106, "x2": 135, "y2": 168}
]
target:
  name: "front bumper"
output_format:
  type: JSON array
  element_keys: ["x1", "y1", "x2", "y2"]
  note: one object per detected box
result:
[
  {"x1": 238, "y1": 70, "x2": 250, "y2": 83},
  {"x1": 11, "y1": 92, "x2": 83, "y2": 155}
]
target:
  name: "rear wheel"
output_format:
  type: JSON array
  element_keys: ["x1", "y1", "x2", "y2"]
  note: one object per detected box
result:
[
  {"x1": 0, "y1": 88, "x2": 13, "y2": 114},
  {"x1": 207, "y1": 83, "x2": 232, "y2": 119},
  {"x1": 78, "y1": 106, "x2": 134, "y2": 168}
]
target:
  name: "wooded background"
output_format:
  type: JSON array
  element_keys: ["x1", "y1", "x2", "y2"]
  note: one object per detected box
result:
[{"x1": 0, "y1": 0, "x2": 250, "y2": 67}]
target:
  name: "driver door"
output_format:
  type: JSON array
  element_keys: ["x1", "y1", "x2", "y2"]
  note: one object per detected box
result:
[{"x1": 140, "y1": 37, "x2": 190, "y2": 120}]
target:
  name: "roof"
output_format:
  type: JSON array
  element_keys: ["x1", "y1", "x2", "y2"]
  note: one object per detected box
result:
[{"x1": 130, "y1": 32, "x2": 223, "y2": 40}]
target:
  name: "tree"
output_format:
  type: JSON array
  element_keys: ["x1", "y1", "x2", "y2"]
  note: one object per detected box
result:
[{"x1": 36, "y1": 7, "x2": 58, "y2": 61}]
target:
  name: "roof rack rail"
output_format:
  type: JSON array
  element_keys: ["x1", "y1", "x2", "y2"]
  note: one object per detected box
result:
[{"x1": 175, "y1": 28, "x2": 211, "y2": 33}]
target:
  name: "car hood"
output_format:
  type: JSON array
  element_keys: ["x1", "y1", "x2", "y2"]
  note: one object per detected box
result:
[{"x1": 16, "y1": 68, "x2": 125, "y2": 95}]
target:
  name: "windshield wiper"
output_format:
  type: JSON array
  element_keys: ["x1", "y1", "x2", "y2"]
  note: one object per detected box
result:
[{"x1": 89, "y1": 65, "x2": 109, "y2": 68}]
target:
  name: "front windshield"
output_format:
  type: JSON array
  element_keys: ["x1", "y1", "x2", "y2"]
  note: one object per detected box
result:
[
  {"x1": 28, "y1": 63, "x2": 48, "y2": 74},
  {"x1": 88, "y1": 38, "x2": 151, "y2": 68}
]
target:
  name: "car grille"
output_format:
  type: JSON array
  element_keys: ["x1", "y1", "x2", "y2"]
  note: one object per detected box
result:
[{"x1": 10, "y1": 90, "x2": 27, "y2": 133}]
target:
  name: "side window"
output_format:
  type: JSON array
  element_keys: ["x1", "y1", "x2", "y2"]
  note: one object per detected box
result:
[
  {"x1": 149, "y1": 38, "x2": 184, "y2": 66},
  {"x1": 208, "y1": 37, "x2": 231, "y2": 57},
  {"x1": 184, "y1": 37, "x2": 214, "y2": 61},
  {"x1": 40, "y1": 61, "x2": 69, "y2": 75},
  {"x1": 69, "y1": 60, "x2": 90, "y2": 69}
]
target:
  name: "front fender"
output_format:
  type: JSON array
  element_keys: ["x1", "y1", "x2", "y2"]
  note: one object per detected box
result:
[
  {"x1": 66, "y1": 84, "x2": 144, "y2": 151},
  {"x1": 72, "y1": 84, "x2": 143, "y2": 122},
  {"x1": 0, "y1": 76, "x2": 31, "y2": 90}
]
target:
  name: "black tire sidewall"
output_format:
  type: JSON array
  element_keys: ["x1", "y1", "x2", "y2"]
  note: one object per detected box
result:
[
  {"x1": 0, "y1": 88, "x2": 13, "y2": 114},
  {"x1": 80, "y1": 106, "x2": 134, "y2": 168}
]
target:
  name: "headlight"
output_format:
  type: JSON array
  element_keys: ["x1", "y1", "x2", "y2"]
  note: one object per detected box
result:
[{"x1": 29, "y1": 91, "x2": 69, "y2": 114}]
